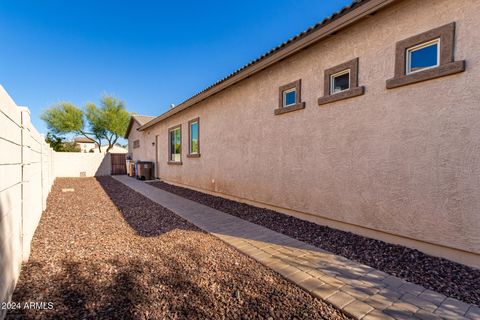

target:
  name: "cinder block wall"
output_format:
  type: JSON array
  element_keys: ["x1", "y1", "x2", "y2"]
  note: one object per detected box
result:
[
  {"x1": 0, "y1": 85, "x2": 115, "y2": 317},
  {"x1": 53, "y1": 152, "x2": 112, "y2": 177},
  {"x1": 0, "y1": 85, "x2": 55, "y2": 317}
]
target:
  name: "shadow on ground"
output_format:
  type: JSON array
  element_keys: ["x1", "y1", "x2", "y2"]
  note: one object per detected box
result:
[
  {"x1": 96, "y1": 176, "x2": 196, "y2": 237},
  {"x1": 7, "y1": 177, "x2": 348, "y2": 320}
]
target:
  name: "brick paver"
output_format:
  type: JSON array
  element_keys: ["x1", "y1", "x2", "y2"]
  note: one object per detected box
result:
[{"x1": 114, "y1": 176, "x2": 479, "y2": 320}]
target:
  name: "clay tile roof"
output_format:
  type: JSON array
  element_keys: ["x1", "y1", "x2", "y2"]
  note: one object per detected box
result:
[
  {"x1": 139, "y1": 0, "x2": 396, "y2": 131},
  {"x1": 133, "y1": 115, "x2": 156, "y2": 126},
  {"x1": 74, "y1": 137, "x2": 96, "y2": 143},
  {"x1": 124, "y1": 115, "x2": 156, "y2": 138}
]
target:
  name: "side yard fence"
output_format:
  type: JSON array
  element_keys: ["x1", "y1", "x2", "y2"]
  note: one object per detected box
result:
[
  {"x1": 0, "y1": 85, "x2": 120, "y2": 315},
  {"x1": 0, "y1": 86, "x2": 54, "y2": 311}
]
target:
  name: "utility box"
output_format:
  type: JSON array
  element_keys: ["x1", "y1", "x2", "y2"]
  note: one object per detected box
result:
[
  {"x1": 126, "y1": 159, "x2": 133, "y2": 176},
  {"x1": 136, "y1": 161, "x2": 153, "y2": 180},
  {"x1": 129, "y1": 162, "x2": 136, "y2": 177}
]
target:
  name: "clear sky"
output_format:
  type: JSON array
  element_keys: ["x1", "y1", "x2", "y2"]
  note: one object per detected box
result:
[{"x1": 0, "y1": 0, "x2": 352, "y2": 135}]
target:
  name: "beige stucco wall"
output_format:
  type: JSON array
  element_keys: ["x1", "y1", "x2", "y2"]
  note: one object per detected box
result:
[
  {"x1": 77, "y1": 142, "x2": 96, "y2": 153},
  {"x1": 136, "y1": 0, "x2": 480, "y2": 266},
  {"x1": 127, "y1": 121, "x2": 149, "y2": 161},
  {"x1": 53, "y1": 152, "x2": 111, "y2": 177}
]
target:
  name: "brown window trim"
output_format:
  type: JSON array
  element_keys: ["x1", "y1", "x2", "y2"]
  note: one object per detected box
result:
[
  {"x1": 318, "y1": 58, "x2": 364, "y2": 105},
  {"x1": 187, "y1": 117, "x2": 201, "y2": 158},
  {"x1": 386, "y1": 22, "x2": 465, "y2": 89},
  {"x1": 133, "y1": 140, "x2": 140, "y2": 149},
  {"x1": 274, "y1": 79, "x2": 305, "y2": 115},
  {"x1": 167, "y1": 124, "x2": 182, "y2": 165}
]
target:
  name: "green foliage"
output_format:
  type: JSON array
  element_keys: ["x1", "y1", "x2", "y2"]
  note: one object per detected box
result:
[
  {"x1": 85, "y1": 102, "x2": 107, "y2": 140},
  {"x1": 45, "y1": 133, "x2": 80, "y2": 152},
  {"x1": 41, "y1": 95, "x2": 131, "y2": 152},
  {"x1": 98, "y1": 96, "x2": 130, "y2": 139},
  {"x1": 45, "y1": 132, "x2": 64, "y2": 151},
  {"x1": 191, "y1": 140, "x2": 199, "y2": 153},
  {"x1": 41, "y1": 103, "x2": 84, "y2": 135},
  {"x1": 62, "y1": 141, "x2": 81, "y2": 152}
]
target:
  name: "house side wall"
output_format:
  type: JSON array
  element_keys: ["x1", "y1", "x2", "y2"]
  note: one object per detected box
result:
[
  {"x1": 77, "y1": 142, "x2": 95, "y2": 153},
  {"x1": 127, "y1": 121, "x2": 147, "y2": 161},
  {"x1": 137, "y1": 0, "x2": 480, "y2": 266}
]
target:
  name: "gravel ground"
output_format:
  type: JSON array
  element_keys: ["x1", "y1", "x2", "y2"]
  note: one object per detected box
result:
[
  {"x1": 150, "y1": 180, "x2": 480, "y2": 306},
  {"x1": 8, "y1": 177, "x2": 350, "y2": 320}
]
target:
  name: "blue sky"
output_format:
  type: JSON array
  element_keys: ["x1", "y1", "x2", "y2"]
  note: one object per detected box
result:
[{"x1": 0, "y1": 0, "x2": 351, "y2": 136}]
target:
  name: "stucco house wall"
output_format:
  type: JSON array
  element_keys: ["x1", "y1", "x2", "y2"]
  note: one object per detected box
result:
[
  {"x1": 77, "y1": 142, "x2": 96, "y2": 153},
  {"x1": 135, "y1": 0, "x2": 480, "y2": 266},
  {"x1": 126, "y1": 115, "x2": 156, "y2": 162},
  {"x1": 127, "y1": 121, "x2": 145, "y2": 161}
]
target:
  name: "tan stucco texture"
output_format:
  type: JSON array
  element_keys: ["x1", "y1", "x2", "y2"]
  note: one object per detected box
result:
[{"x1": 130, "y1": 0, "x2": 480, "y2": 262}]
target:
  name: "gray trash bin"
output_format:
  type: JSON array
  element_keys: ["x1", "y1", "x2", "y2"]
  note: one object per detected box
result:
[{"x1": 136, "y1": 161, "x2": 154, "y2": 180}]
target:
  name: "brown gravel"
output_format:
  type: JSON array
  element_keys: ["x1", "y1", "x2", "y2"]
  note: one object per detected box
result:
[
  {"x1": 8, "y1": 177, "x2": 350, "y2": 320},
  {"x1": 150, "y1": 180, "x2": 480, "y2": 306}
]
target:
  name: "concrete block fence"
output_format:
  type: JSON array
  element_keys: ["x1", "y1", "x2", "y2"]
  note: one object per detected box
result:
[{"x1": 0, "y1": 85, "x2": 113, "y2": 316}]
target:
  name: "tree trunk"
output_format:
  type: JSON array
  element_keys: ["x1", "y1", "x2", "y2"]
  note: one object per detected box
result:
[
  {"x1": 78, "y1": 130, "x2": 102, "y2": 153},
  {"x1": 106, "y1": 135, "x2": 119, "y2": 153}
]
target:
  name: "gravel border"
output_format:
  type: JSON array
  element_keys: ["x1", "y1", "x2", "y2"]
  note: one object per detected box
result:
[
  {"x1": 8, "y1": 177, "x2": 350, "y2": 320},
  {"x1": 150, "y1": 180, "x2": 480, "y2": 306}
]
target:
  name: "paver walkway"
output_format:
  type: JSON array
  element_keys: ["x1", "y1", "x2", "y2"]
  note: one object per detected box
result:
[{"x1": 113, "y1": 175, "x2": 480, "y2": 320}]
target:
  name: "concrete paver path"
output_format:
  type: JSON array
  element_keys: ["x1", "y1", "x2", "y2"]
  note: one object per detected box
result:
[{"x1": 113, "y1": 175, "x2": 480, "y2": 320}]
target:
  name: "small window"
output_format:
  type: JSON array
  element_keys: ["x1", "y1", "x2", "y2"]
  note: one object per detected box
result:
[
  {"x1": 275, "y1": 79, "x2": 305, "y2": 115},
  {"x1": 406, "y1": 39, "x2": 440, "y2": 74},
  {"x1": 188, "y1": 118, "x2": 200, "y2": 157},
  {"x1": 330, "y1": 69, "x2": 350, "y2": 94},
  {"x1": 168, "y1": 125, "x2": 181, "y2": 163},
  {"x1": 318, "y1": 58, "x2": 364, "y2": 105},
  {"x1": 133, "y1": 140, "x2": 140, "y2": 149},
  {"x1": 386, "y1": 22, "x2": 465, "y2": 89},
  {"x1": 283, "y1": 88, "x2": 297, "y2": 107}
]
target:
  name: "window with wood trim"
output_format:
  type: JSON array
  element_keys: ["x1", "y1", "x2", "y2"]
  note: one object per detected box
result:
[
  {"x1": 318, "y1": 58, "x2": 364, "y2": 105},
  {"x1": 386, "y1": 22, "x2": 465, "y2": 89},
  {"x1": 406, "y1": 39, "x2": 440, "y2": 74},
  {"x1": 133, "y1": 140, "x2": 140, "y2": 149},
  {"x1": 188, "y1": 118, "x2": 200, "y2": 157},
  {"x1": 168, "y1": 125, "x2": 182, "y2": 164},
  {"x1": 275, "y1": 79, "x2": 305, "y2": 115},
  {"x1": 330, "y1": 69, "x2": 351, "y2": 94}
]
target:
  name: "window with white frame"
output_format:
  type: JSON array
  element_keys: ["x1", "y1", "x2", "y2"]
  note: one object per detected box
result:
[
  {"x1": 275, "y1": 79, "x2": 305, "y2": 115},
  {"x1": 188, "y1": 118, "x2": 200, "y2": 156},
  {"x1": 330, "y1": 69, "x2": 350, "y2": 94},
  {"x1": 283, "y1": 88, "x2": 297, "y2": 107},
  {"x1": 168, "y1": 125, "x2": 181, "y2": 163},
  {"x1": 406, "y1": 39, "x2": 440, "y2": 74}
]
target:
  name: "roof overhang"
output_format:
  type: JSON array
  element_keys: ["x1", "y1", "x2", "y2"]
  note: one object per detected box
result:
[
  {"x1": 124, "y1": 116, "x2": 141, "y2": 139},
  {"x1": 139, "y1": 0, "x2": 398, "y2": 131}
]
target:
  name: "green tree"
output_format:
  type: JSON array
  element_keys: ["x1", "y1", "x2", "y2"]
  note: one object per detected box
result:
[
  {"x1": 45, "y1": 132, "x2": 64, "y2": 151},
  {"x1": 41, "y1": 95, "x2": 131, "y2": 152},
  {"x1": 45, "y1": 133, "x2": 80, "y2": 152}
]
